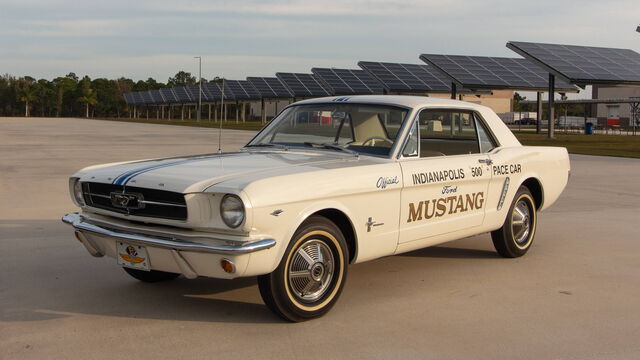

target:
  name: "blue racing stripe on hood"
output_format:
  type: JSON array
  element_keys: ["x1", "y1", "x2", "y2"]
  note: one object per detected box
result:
[{"x1": 112, "y1": 159, "x2": 191, "y2": 185}]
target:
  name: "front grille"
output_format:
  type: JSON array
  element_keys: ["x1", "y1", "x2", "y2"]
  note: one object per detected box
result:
[{"x1": 82, "y1": 182, "x2": 187, "y2": 221}]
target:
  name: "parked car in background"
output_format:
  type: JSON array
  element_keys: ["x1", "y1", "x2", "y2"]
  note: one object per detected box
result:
[
  {"x1": 514, "y1": 117, "x2": 537, "y2": 125},
  {"x1": 63, "y1": 95, "x2": 570, "y2": 321}
]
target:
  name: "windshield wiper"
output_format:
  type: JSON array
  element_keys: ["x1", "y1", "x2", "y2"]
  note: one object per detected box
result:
[
  {"x1": 303, "y1": 142, "x2": 359, "y2": 157},
  {"x1": 244, "y1": 143, "x2": 289, "y2": 151}
]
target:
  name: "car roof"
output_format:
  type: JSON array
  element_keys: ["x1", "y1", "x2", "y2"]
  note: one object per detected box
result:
[{"x1": 292, "y1": 95, "x2": 489, "y2": 111}]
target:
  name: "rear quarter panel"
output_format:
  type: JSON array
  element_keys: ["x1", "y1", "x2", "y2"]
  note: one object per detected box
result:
[{"x1": 483, "y1": 146, "x2": 570, "y2": 231}]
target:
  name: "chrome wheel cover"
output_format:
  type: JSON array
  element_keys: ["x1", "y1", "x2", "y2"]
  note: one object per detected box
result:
[
  {"x1": 288, "y1": 239, "x2": 335, "y2": 302},
  {"x1": 512, "y1": 199, "x2": 532, "y2": 246}
]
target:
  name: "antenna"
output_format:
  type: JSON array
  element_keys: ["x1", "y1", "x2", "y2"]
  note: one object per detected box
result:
[{"x1": 218, "y1": 77, "x2": 224, "y2": 153}]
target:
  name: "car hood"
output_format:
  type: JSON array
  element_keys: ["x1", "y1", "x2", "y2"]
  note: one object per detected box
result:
[{"x1": 76, "y1": 150, "x2": 361, "y2": 193}]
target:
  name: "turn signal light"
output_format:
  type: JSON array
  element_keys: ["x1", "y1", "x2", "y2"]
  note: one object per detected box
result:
[{"x1": 220, "y1": 259, "x2": 236, "y2": 273}]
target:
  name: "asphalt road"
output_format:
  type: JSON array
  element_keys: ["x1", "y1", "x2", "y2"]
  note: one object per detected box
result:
[{"x1": 2, "y1": 117, "x2": 639, "y2": 360}]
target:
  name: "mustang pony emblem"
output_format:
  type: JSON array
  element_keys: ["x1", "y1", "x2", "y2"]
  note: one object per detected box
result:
[{"x1": 110, "y1": 192, "x2": 144, "y2": 210}]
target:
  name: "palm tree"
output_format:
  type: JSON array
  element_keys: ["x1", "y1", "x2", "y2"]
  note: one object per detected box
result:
[
  {"x1": 78, "y1": 88, "x2": 97, "y2": 118},
  {"x1": 16, "y1": 77, "x2": 37, "y2": 117}
]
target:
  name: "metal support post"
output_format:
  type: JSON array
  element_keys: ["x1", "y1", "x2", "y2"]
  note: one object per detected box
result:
[
  {"x1": 242, "y1": 103, "x2": 246, "y2": 122},
  {"x1": 547, "y1": 73, "x2": 555, "y2": 139},
  {"x1": 536, "y1": 92, "x2": 543, "y2": 134},
  {"x1": 195, "y1": 56, "x2": 202, "y2": 122}
]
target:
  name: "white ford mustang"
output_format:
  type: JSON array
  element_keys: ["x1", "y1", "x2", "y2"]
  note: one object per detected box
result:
[{"x1": 63, "y1": 95, "x2": 570, "y2": 321}]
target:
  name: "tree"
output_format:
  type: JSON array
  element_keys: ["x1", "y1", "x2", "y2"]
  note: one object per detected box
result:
[
  {"x1": 16, "y1": 77, "x2": 37, "y2": 117},
  {"x1": 35, "y1": 79, "x2": 56, "y2": 116},
  {"x1": 53, "y1": 74, "x2": 78, "y2": 117},
  {"x1": 0, "y1": 74, "x2": 18, "y2": 116},
  {"x1": 77, "y1": 76, "x2": 97, "y2": 118},
  {"x1": 114, "y1": 77, "x2": 134, "y2": 117},
  {"x1": 513, "y1": 92, "x2": 526, "y2": 112},
  {"x1": 167, "y1": 71, "x2": 196, "y2": 86}
]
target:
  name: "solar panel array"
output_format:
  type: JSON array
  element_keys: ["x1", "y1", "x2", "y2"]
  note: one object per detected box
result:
[
  {"x1": 225, "y1": 80, "x2": 261, "y2": 100},
  {"x1": 312, "y1": 68, "x2": 384, "y2": 95},
  {"x1": 507, "y1": 41, "x2": 640, "y2": 85},
  {"x1": 172, "y1": 86, "x2": 193, "y2": 103},
  {"x1": 419, "y1": 54, "x2": 577, "y2": 91},
  {"x1": 275, "y1": 72, "x2": 331, "y2": 97},
  {"x1": 139, "y1": 90, "x2": 154, "y2": 104},
  {"x1": 148, "y1": 89, "x2": 163, "y2": 104},
  {"x1": 358, "y1": 61, "x2": 452, "y2": 92},
  {"x1": 186, "y1": 84, "x2": 208, "y2": 102},
  {"x1": 246, "y1": 77, "x2": 293, "y2": 98},
  {"x1": 202, "y1": 82, "x2": 235, "y2": 101},
  {"x1": 159, "y1": 88, "x2": 178, "y2": 103},
  {"x1": 121, "y1": 42, "x2": 640, "y2": 105},
  {"x1": 123, "y1": 92, "x2": 135, "y2": 105}
]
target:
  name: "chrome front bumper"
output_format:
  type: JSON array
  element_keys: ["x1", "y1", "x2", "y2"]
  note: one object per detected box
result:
[{"x1": 61, "y1": 213, "x2": 276, "y2": 256}]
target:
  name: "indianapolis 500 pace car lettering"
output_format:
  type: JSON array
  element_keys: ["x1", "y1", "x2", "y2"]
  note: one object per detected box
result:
[{"x1": 63, "y1": 95, "x2": 569, "y2": 321}]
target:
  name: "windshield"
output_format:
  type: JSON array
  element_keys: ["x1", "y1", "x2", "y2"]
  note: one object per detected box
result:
[{"x1": 247, "y1": 103, "x2": 409, "y2": 157}]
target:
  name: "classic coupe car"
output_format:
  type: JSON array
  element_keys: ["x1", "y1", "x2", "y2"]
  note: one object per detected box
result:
[{"x1": 63, "y1": 95, "x2": 569, "y2": 321}]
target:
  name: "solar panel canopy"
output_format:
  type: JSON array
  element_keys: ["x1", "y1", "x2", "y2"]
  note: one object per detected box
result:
[
  {"x1": 159, "y1": 88, "x2": 179, "y2": 104},
  {"x1": 312, "y1": 68, "x2": 384, "y2": 95},
  {"x1": 139, "y1": 90, "x2": 154, "y2": 104},
  {"x1": 186, "y1": 84, "x2": 213, "y2": 102},
  {"x1": 247, "y1": 77, "x2": 293, "y2": 99},
  {"x1": 202, "y1": 82, "x2": 235, "y2": 101},
  {"x1": 148, "y1": 89, "x2": 165, "y2": 104},
  {"x1": 419, "y1": 54, "x2": 577, "y2": 92},
  {"x1": 358, "y1": 61, "x2": 452, "y2": 93},
  {"x1": 275, "y1": 72, "x2": 331, "y2": 97},
  {"x1": 172, "y1": 86, "x2": 194, "y2": 103},
  {"x1": 507, "y1": 41, "x2": 640, "y2": 86},
  {"x1": 132, "y1": 91, "x2": 145, "y2": 105},
  {"x1": 123, "y1": 92, "x2": 134, "y2": 105},
  {"x1": 225, "y1": 80, "x2": 261, "y2": 100}
]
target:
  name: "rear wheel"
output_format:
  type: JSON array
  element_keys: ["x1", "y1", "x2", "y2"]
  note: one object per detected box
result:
[
  {"x1": 123, "y1": 267, "x2": 180, "y2": 283},
  {"x1": 258, "y1": 215, "x2": 349, "y2": 322},
  {"x1": 491, "y1": 186, "x2": 537, "y2": 258}
]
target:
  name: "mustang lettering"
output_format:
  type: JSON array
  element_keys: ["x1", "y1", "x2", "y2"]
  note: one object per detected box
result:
[{"x1": 407, "y1": 192, "x2": 485, "y2": 223}]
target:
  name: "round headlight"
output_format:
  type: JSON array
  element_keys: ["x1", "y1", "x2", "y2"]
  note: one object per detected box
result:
[
  {"x1": 70, "y1": 177, "x2": 85, "y2": 206},
  {"x1": 220, "y1": 194, "x2": 245, "y2": 228}
]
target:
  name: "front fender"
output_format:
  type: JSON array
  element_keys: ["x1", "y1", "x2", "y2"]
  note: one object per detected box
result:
[{"x1": 242, "y1": 200, "x2": 358, "y2": 277}]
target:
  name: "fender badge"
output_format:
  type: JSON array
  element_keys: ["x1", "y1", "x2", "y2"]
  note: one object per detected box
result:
[{"x1": 366, "y1": 217, "x2": 384, "y2": 232}]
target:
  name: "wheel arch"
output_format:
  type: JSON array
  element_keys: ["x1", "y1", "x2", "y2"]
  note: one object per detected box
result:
[
  {"x1": 312, "y1": 208, "x2": 358, "y2": 264},
  {"x1": 520, "y1": 177, "x2": 544, "y2": 210}
]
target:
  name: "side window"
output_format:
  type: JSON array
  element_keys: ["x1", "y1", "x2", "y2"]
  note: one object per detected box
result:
[
  {"x1": 474, "y1": 113, "x2": 497, "y2": 153},
  {"x1": 418, "y1": 109, "x2": 480, "y2": 157}
]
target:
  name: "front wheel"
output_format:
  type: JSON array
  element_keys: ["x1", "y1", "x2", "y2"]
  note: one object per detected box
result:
[
  {"x1": 258, "y1": 216, "x2": 349, "y2": 322},
  {"x1": 491, "y1": 186, "x2": 537, "y2": 258}
]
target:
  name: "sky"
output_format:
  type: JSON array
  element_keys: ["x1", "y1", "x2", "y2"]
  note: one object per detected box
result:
[{"x1": 1, "y1": 0, "x2": 639, "y2": 99}]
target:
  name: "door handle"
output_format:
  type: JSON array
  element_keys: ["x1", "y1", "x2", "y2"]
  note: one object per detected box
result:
[{"x1": 479, "y1": 158, "x2": 493, "y2": 165}]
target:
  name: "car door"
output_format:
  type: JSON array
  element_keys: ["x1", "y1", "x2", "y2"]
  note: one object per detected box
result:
[{"x1": 398, "y1": 109, "x2": 493, "y2": 245}]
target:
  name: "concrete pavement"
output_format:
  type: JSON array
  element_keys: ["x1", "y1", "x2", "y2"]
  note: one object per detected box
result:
[{"x1": 1, "y1": 117, "x2": 639, "y2": 359}]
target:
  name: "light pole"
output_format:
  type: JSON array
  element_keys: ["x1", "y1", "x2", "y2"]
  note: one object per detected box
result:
[{"x1": 194, "y1": 56, "x2": 202, "y2": 122}]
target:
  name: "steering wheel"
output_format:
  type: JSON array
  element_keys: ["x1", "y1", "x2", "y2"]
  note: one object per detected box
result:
[{"x1": 362, "y1": 136, "x2": 392, "y2": 147}]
